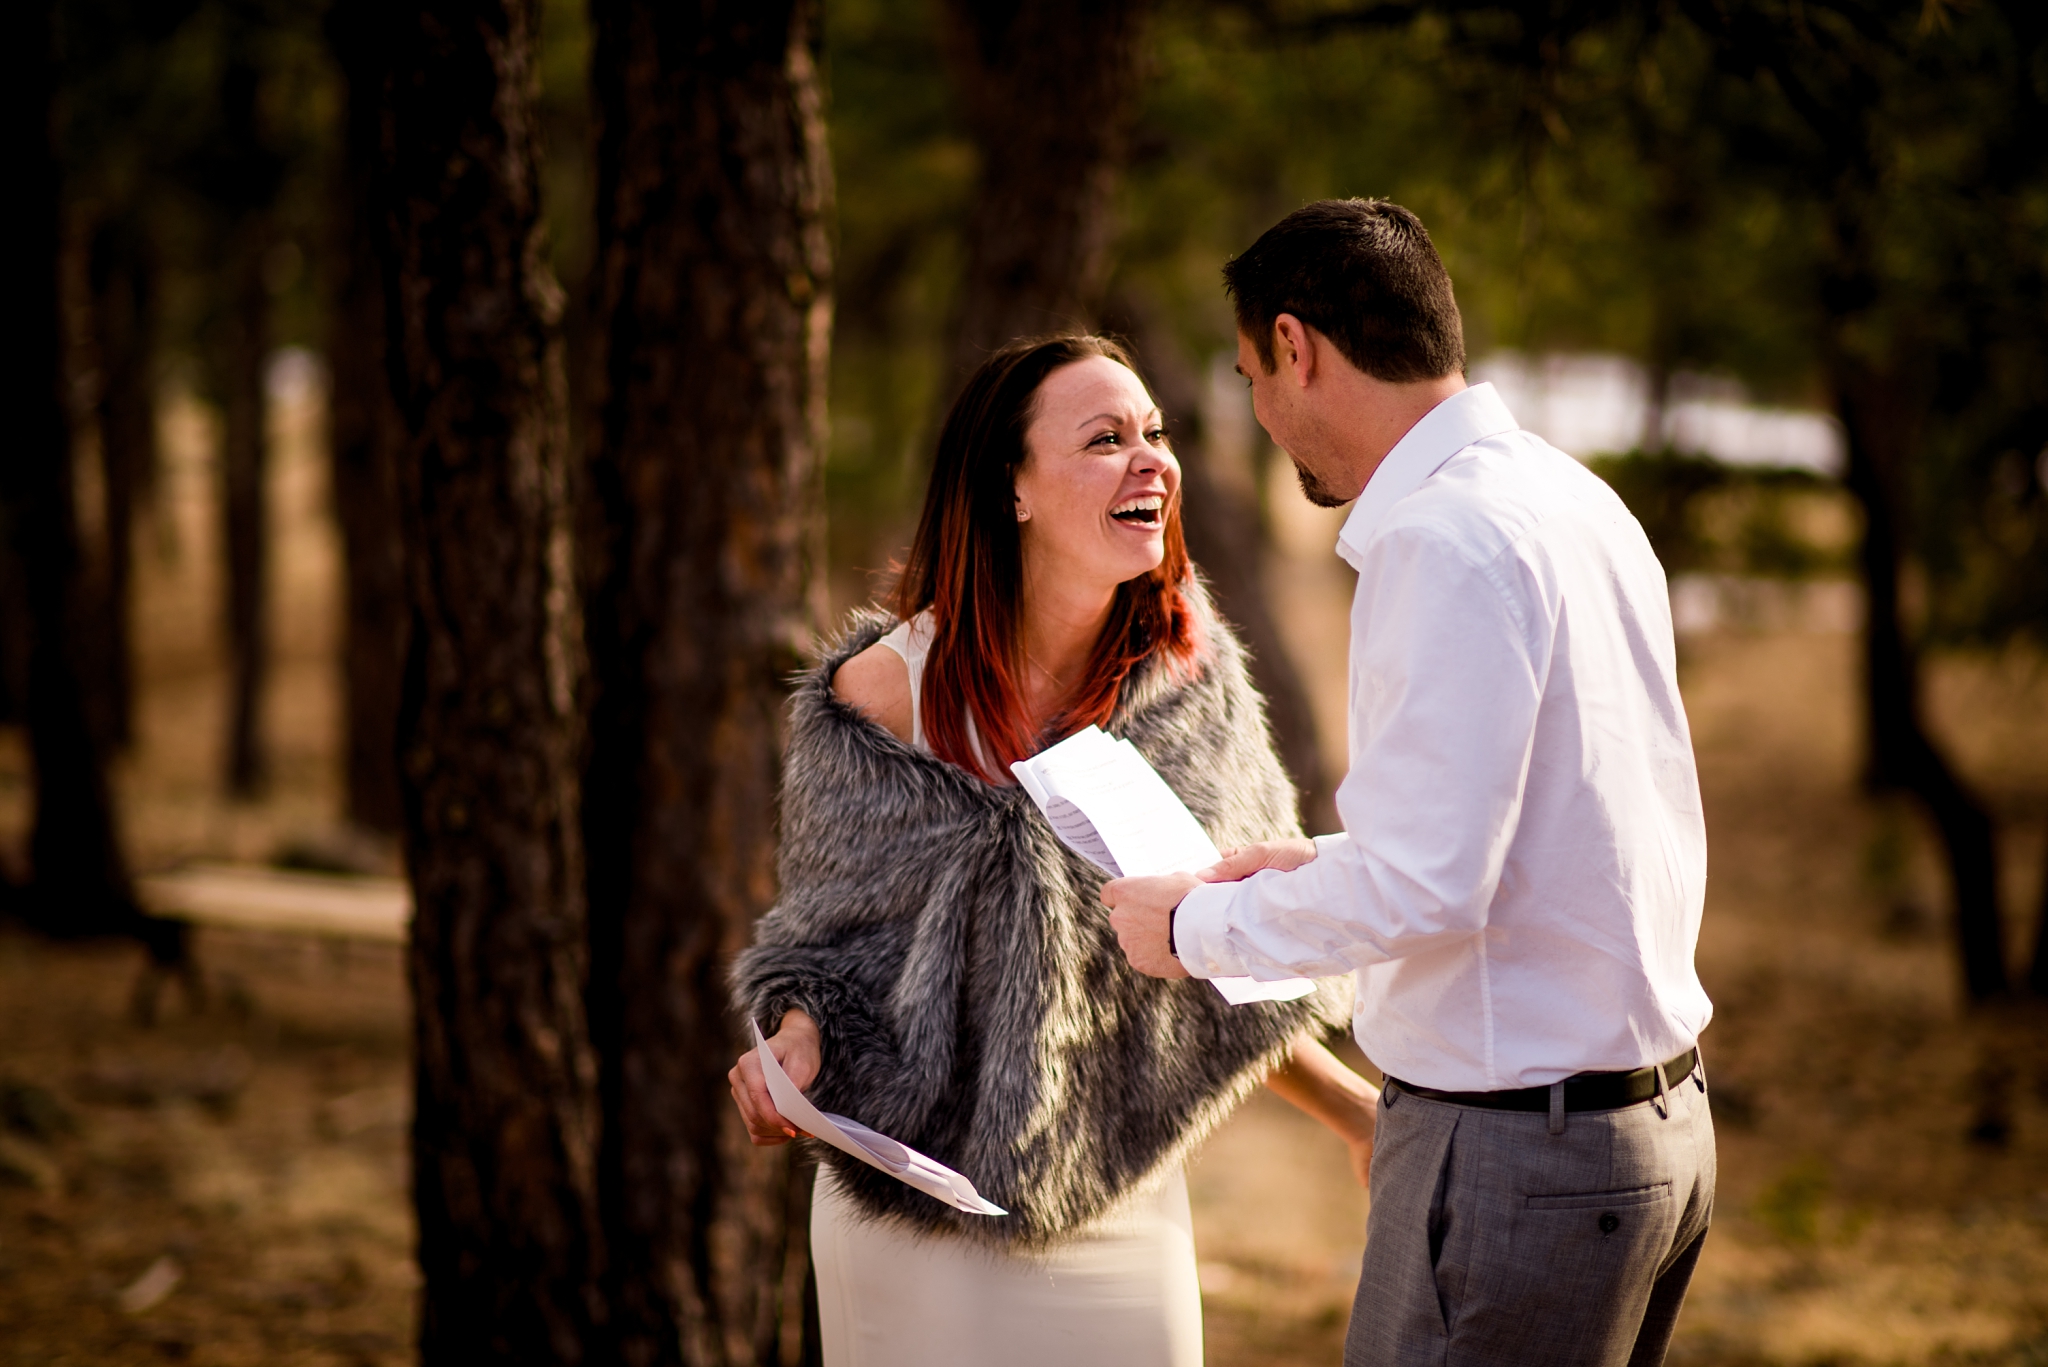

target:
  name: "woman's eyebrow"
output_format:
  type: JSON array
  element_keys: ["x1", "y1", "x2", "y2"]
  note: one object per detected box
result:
[{"x1": 1072, "y1": 408, "x2": 1162, "y2": 431}]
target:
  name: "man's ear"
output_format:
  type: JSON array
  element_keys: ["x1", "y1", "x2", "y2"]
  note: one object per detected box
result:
[{"x1": 1273, "y1": 313, "x2": 1315, "y2": 388}]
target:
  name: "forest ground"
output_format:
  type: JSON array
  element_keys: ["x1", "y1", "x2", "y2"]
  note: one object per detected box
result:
[{"x1": 1, "y1": 378, "x2": 2045, "y2": 1365}]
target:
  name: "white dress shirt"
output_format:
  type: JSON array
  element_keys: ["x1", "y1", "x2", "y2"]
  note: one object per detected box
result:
[{"x1": 1174, "y1": 383, "x2": 1712, "y2": 1091}]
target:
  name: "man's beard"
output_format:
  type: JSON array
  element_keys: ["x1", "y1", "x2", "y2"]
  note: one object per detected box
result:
[{"x1": 1292, "y1": 457, "x2": 1352, "y2": 509}]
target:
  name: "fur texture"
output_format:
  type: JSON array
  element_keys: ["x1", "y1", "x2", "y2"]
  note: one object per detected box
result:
[{"x1": 733, "y1": 594, "x2": 1349, "y2": 1248}]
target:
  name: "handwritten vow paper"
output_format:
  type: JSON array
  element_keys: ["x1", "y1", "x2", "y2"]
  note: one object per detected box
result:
[
  {"x1": 750, "y1": 1021, "x2": 1006, "y2": 1216},
  {"x1": 1011, "y1": 726, "x2": 1316, "y2": 1006}
]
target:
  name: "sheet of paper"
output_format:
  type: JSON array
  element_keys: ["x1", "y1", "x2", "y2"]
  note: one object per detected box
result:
[
  {"x1": 750, "y1": 1021, "x2": 1005, "y2": 1216},
  {"x1": 1209, "y1": 974, "x2": 1319, "y2": 1004},
  {"x1": 1013, "y1": 728, "x2": 1316, "y2": 1005}
]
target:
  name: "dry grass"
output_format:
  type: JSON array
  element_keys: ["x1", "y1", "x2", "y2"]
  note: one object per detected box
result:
[{"x1": 2, "y1": 386, "x2": 2045, "y2": 1364}]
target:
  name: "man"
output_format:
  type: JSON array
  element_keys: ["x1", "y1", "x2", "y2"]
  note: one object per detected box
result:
[{"x1": 1104, "y1": 199, "x2": 1715, "y2": 1367}]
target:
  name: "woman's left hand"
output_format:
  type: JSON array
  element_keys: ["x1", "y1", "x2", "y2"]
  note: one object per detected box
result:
[
  {"x1": 1263, "y1": 1032, "x2": 1380, "y2": 1191},
  {"x1": 728, "y1": 1009, "x2": 823, "y2": 1146},
  {"x1": 1344, "y1": 1130, "x2": 1376, "y2": 1190}
]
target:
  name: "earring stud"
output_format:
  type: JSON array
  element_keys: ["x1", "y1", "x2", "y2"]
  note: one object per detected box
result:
[{"x1": 1016, "y1": 508, "x2": 1031, "y2": 522}]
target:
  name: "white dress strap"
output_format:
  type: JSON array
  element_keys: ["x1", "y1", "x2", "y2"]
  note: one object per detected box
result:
[{"x1": 874, "y1": 613, "x2": 937, "y2": 751}]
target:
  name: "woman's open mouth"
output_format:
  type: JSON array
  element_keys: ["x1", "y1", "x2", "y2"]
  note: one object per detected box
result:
[{"x1": 1110, "y1": 494, "x2": 1164, "y2": 526}]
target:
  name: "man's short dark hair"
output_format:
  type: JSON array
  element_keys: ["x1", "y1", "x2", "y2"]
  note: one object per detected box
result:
[{"x1": 1223, "y1": 199, "x2": 1465, "y2": 382}]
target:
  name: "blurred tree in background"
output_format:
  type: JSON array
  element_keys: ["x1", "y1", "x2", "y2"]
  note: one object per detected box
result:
[
  {"x1": 939, "y1": 0, "x2": 1147, "y2": 374},
  {"x1": 61, "y1": 0, "x2": 334, "y2": 795},
  {"x1": 326, "y1": 0, "x2": 407, "y2": 835},
  {"x1": 5, "y1": 0, "x2": 151, "y2": 955}
]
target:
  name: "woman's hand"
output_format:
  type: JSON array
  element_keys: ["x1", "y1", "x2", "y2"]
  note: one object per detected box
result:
[
  {"x1": 1200, "y1": 838, "x2": 1319, "y2": 883},
  {"x1": 728, "y1": 1009, "x2": 823, "y2": 1146},
  {"x1": 1342, "y1": 1127, "x2": 1376, "y2": 1191},
  {"x1": 1263, "y1": 1031, "x2": 1380, "y2": 1190}
]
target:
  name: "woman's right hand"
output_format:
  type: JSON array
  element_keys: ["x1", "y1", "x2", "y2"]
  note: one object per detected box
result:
[{"x1": 728, "y1": 1009, "x2": 823, "y2": 1146}]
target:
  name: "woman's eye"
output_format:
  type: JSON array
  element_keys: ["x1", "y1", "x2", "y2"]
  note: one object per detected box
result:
[
  {"x1": 1090, "y1": 431, "x2": 1119, "y2": 447},
  {"x1": 1146, "y1": 428, "x2": 1167, "y2": 444}
]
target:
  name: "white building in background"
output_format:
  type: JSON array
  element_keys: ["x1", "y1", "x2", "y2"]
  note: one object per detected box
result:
[{"x1": 1471, "y1": 351, "x2": 1846, "y2": 477}]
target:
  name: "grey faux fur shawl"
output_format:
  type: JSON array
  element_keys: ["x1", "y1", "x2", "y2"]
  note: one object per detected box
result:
[{"x1": 733, "y1": 596, "x2": 1347, "y2": 1248}]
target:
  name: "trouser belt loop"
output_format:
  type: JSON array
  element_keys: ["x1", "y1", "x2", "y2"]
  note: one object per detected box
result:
[
  {"x1": 1547, "y1": 1080, "x2": 1566, "y2": 1135},
  {"x1": 1652, "y1": 1060, "x2": 1671, "y2": 1118},
  {"x1": 1692, "y1": 1047, "x2": 1708, "y2": 1094}
]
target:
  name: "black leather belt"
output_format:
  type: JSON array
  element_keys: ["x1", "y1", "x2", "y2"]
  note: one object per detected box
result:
[{"x1": 1387, "y1": 1048, "x2": 1698, "y2": 1114}]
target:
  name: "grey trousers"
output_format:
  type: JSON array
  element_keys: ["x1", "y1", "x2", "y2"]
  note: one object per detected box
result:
[{"x1": 1344, "y1": 1063, "x2": 1715, "y2": 1367}]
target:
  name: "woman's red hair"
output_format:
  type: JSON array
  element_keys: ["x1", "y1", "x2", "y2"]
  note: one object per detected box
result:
[{"x1": 894, "y1": 335, "x2": 1202, "y2": 783}]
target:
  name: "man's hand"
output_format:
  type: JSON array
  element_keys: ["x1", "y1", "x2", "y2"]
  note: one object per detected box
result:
[
  {"x1": 1101, "y1": 872, "x2": 1199, "y2": 979},
  {"x1": 727, "y1": 1009, "x2": 822, "y2": 1146},
  {"x1": 1200, "y1": 837, "x2": 1320, "y2": 883}
]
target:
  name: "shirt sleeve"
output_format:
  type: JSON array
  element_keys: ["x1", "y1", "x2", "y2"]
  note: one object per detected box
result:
[{"x1": 1173, "y1": 526, "x2": 1548, "y2": 981}]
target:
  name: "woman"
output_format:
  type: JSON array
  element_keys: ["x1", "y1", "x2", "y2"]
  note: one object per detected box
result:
[{"x1": 729, "y1": 335, "x2": 1379, "y2": 1367}]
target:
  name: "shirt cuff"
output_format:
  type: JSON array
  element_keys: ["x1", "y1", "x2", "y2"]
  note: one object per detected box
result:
[{"x1": 1172, "y1": 879, "x2": 1249, "y2": 980}]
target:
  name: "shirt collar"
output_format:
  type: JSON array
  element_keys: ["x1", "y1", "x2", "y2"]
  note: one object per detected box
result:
[{"x1": 1334, "y1": 382, "x2": 1520, "y2": 568}]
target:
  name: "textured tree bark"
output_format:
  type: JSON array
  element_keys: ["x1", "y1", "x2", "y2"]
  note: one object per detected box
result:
[
  {"x1": 87, "y1": 215, "x2": 158, "y2": 753},
  {"x1": 940, "y1": 0, "x2": 1148, "y2": 373},
  {"x1": 325, "y1": 3, "x2": 406, "y2": 834},
  {"x1": 1834, "y1": 361, "x2": 2006, "y2": 1001},
  {"x1": 369, "y1": 0, "x2": 604, "y2": 1359},
  {"x1": 581, "y1": 1, "x2": 831, "y2": 1361}
]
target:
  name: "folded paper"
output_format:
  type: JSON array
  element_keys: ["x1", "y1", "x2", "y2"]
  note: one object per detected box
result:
[
  {"x1": 751, "y1": 1020, "x2": 1006, "y2": 1216},
  {"x1": 1013, "y1": 726, "x2": 1315, "y2": 1005}
]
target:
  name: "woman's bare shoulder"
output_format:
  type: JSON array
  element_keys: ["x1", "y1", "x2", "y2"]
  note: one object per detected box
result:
[{"x1": 830, "y1": 642, "x2": 914, "y2": 743}]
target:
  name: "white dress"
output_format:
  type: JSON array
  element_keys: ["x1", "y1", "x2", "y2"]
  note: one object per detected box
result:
[{"x1": 805, "y1": 617, "x2": 1204, "y2": 1367}]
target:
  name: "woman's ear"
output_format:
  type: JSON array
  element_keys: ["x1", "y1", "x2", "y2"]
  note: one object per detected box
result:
[{"x1": 1014, "y1": 496, "x2": 1031, "y2": 523}]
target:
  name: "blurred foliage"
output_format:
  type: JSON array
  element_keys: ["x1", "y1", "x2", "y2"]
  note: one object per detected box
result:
[
  {"x1": 814, "y1": 0, "x2": 1884, "y2": 585},
  {"x1": 1590, "y1": 451, "x2": 1857, "y2": 580},
  {"x1": 46, "y1": 0, "x2": 2047, "y2": 644},
  {"x1": 817, "y1": 0, "x2": 1832, "y2": 540},
  {"x1": 1753, "y1": 1155, "x2": 1831, "y2": 1247},
  {"x1": 817, "y1": 0, "x2": 978, "y2": 579},
  {"x1": 57, "y1": 0, "x2": 335, "y2": 371}
]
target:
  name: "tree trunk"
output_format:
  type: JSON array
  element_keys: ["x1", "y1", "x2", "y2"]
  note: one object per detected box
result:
[
  {"x1": 2028, "y1": 813, "x2": 2048, "y2": 999},
  {"x1": 1835, "y1": 364, "x2": 2006, "y2": 1001},
  {"x1": 2, "y1": 0, "x2": 176, "y2": 966},
  {"x1": 87, "y1": 214, "x2": 158, "y2": 753},
  {"x1": 940, "y1": 0, "x2": 1147, "y2": 373},
  {"x1": 369, "y1": 0, "x2": 603, "y2": 1359},
  {"x1": 581, "y1": 0, "x2": 831, "y2": 1361},
  {"x1": 220, "y1": 207, "x2": 270, "y2": 797},
  {"x1": 325, "y1": 2, "x2": 407, "y2": 834},
  {"x1": 1115, "y1": 300, "x2": 1334, "y2": 830}
]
